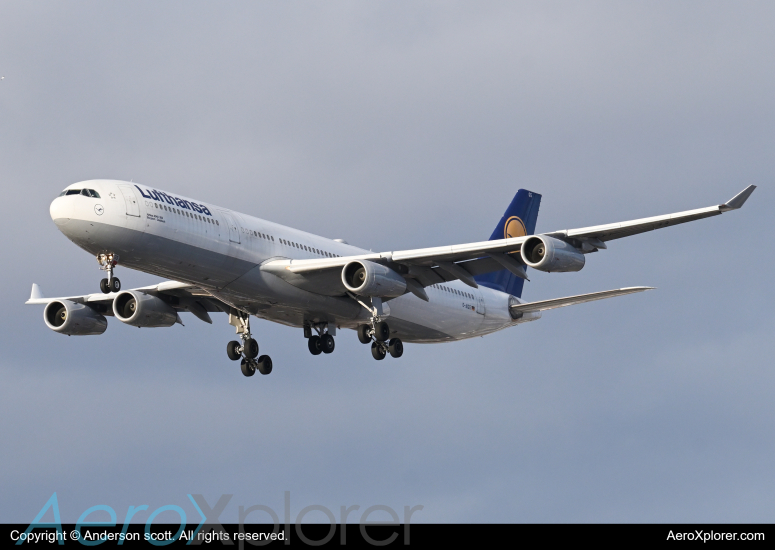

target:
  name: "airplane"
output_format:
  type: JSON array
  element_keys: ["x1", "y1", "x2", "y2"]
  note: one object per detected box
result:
[{"x1": 27, "y1": 180, "x2": 755, "y2": 377}]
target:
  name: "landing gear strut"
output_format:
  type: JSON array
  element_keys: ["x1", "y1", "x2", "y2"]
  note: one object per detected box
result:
[
  {"x1": 306, "y1": 323, "x2": 335, "y2": 356},
  {"x1": 227, "y1": 311, "x2": 272, "y2": 376},
  {"x1": 97, "y1": 253, "x2": 121, "y2": 294},
  {"x1": 348, "y1": 293, "x2": 404, "y2": 361}
]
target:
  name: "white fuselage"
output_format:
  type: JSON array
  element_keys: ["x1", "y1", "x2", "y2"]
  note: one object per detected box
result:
[{"x1": 49, "y1": 180, "x2": 540, "y2": 343}]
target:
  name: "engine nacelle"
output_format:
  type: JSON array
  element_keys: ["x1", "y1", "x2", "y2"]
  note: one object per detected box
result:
[
  {"x1": 113, "y1": 290, "x2": 178, "y2": 328},
  {"x1": 44, "y1": 300, "x2": 107, "y2": 336},
  {"x1": 342, "y1": 260, "x2": 407, "y2": 297},
  {"x1": 520, "y1": 235, "x2": 585, "y2": 273}
]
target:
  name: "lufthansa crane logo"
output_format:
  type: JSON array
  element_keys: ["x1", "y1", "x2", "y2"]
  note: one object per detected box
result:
[
  {"x1": 94, "y1": 204, "x2": 104, "y2": 216},
  {"x1": 504, "y1": 216, "x2": 526, "y2": 239}
]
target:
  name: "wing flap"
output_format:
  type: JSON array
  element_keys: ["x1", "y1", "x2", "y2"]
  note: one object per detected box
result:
[{"x1": 510, "y1": 286, "x2": 653, "y2": 313}]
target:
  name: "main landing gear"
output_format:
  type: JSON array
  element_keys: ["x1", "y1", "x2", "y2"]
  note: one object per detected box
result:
[
  {"x1": 226, "y1": 311, "x2": 272, "y2": 377},
  {"x1": 97, "y1": 253, "x2": 121, "y2": 294},
  {"x1": 305, "y1": 323, "x2": 335, "y2": 356},
  {"x1": 347, "y1": 293, "x2": 405, "y2": 361},
  {"x1": 358, "y1": 321, "x2": 403, "y2": 360}
]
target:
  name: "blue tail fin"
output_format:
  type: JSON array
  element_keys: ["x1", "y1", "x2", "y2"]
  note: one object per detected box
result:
[{"x1": 473, "y1": 189, "x2": 541, "y2": 298}]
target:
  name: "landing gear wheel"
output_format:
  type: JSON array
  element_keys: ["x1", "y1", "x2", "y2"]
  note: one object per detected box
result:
[
  {"x1": 256, "y1": 355, "x2": 272, "y2": 375},
  {"x1": 109, "y1": 277, "x2": 121, "y2": 292},
  {"x1": 308, "y1": 335, "x2": 322, "y2": 355},
  {"x1": 321, "y1": 333, "x2": 335, "y2": 354},
  {"x1": 371, "y1": 342, "x2": 386, "y2": 361},
  {"x1": 374, "y1": 321, "x2": 390, "y2": 342},
  {"x1": 243, "y1": 338, "x2": 259, "y2": 359},
  {"x1": 388, "y1": 338, "x2": 404, "y2": 358},
  {"x1": 240, "y1": 358, "x2": 256, "y2": 377},
  {"x1": 100, "y1": 278, "x2": 110, "y2": 294},
  {"x1": 227, "y1": 341, "x2": 242, "y2": 361},
  {"x1": 357, "y1": 324, "x2": 371, "y2": 344}
]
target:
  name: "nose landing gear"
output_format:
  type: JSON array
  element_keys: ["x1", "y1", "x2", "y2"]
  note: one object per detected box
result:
[
  {"x1": 97, "y1": 253, "x2": 121, "y2": 294},
  {"x1": 227, "y1": 311, "x2": 272, "y2": 377}
]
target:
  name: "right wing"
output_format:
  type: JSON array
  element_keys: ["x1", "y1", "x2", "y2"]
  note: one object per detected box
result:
[{"x1": 262, "y1": 186, "x2": 754, "y2": 297}]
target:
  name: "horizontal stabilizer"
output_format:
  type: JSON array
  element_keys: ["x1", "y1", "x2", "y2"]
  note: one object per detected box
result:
[{"x1": 510, "y1": 286, "x2": 653, "y2": 313}]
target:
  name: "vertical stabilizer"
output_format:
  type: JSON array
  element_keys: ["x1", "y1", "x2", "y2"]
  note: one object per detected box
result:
[{"x1": 474, "y1": 189, "x2": 541, "y2": 298}]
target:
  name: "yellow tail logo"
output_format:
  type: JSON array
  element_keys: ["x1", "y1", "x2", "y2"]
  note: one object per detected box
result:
[{"x1": 504, "y1": 216, "x2": 527, "y2": 239}]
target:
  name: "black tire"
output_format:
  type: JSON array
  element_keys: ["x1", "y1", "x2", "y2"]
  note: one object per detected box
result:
[
  {"x1": 240, "y1": 358, "x2": 255, "y2": 377},
  {"x1": 357, "y1": 324, "x2": 371, "y2": 344},
  {"x1": 308, "y1": 335, "x2": 322, "y2": 355},
  {"x1": 374, "y1": 321, "x2": 390, "y2": 342},
  {"x1": 110, "y1": 277, "x2": 121, "y2": 292},
  {"x1": 371, "y1": 342, "x2": 386, "y2": 360},
  {"x1": 321, "y1": 333, "x2": 335, "y2": 354},
  {"x1": 244, "y1": 338, "x2": 259, "y2": 359},
  {"x1": 227, "y1": 341, "x2": 242, "y2": 361},
  {"x1": 257, "y1": 355, "x2": 273, "y2": 375},
  {"x1": 388, "y1": 338, "x2": 404, "y2": 358},
  {"x1": 100, "y1": 278, "x2": 110, "y2": 294}
]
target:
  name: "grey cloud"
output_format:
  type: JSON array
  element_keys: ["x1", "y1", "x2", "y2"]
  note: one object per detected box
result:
[{"x1": 0, "y1": 1, "x2": 773, "y2": 522}]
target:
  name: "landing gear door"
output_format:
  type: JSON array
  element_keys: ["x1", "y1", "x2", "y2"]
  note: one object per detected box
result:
[
  {"x1": 475, "y1": 292, "x2": 486, "y2": 315},
  {"x1": 221, "y1": 211, "x2": 241, "y2": 243},
  {"x1": 117, "y1": 184, "x2": 140, "y2": 217}
]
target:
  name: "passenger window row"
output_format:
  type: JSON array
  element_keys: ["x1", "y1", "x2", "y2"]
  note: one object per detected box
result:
[
  {"x1": 430, "y1": 284, "x2": 475, "y2": 300},
  {"x1": 245, "y1": 229, "x2": 275, "y2": 242},
  {"x1": 150, "y1": 202, "x2": 220, "y2": 225},
  {"x1": 59, "y1": 189, "x2": 101, "y2": 198},
  {"x1": 279, "y1": 238, "x2": 340, "y2": 258}
]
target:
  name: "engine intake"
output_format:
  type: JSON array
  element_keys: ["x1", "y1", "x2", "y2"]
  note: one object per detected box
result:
[
  {"x1": 44, "y1": 300, "x2": 107, "y2": 336},
  {"x1": 342, "y1": 260, "x2": 407, "y2": 297},
  {"x1": 520, "y1": 235, "x2": 585, "y2": 273},
  {"x1": 113, "y1": 291, "x2": 178, "y2": 328}
]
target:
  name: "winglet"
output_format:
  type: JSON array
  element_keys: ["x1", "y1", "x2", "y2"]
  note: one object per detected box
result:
[
  {"x1": 721, "y1": 185, "x2": 756, "y2": 211},
  {"x1": 30, "y1": 284, "x2": 44, "y2": 301}
]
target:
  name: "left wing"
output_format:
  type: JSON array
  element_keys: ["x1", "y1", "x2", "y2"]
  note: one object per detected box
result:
[
  {"x1": 26, "y1": 281, "x2": 228, "y2": 324},
  {"x1": 262, "y1": 186, "x2": 755, "y2": 295}
]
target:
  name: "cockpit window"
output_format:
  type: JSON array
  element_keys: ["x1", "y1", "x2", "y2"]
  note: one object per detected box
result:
[
  {"x1": 75, "y1": 189, "x2": 101, "y2": 198},
  {"x1": 65, "y1": 189, "x2": 81, "y2": 196}
]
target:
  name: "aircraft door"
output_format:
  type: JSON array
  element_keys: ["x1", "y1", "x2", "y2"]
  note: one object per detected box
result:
[
  {"x1": 476, "y1": 291, "x2": 486, "y2": 315},
  {"x1": 221, "y1": 211, "x2": 241, "y2": 243},
  {"x1": 117, "y1": 184, "x2": 140, "y2": 217}
]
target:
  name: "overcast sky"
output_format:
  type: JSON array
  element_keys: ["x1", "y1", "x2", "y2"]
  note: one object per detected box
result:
[{"x1": 1, "y1": 1, "x2": 773, "y2": 523}]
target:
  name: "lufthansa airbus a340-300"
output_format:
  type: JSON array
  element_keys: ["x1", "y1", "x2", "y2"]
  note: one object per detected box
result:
[{"x1": 29, "y1": 181, "x2": 755, "y2": 377}]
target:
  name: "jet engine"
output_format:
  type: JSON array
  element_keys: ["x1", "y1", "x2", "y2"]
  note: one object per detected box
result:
[
  {"x1": 113, "y1": 290, "x2": 178, "y2": 328},
  {"x1": 44, "y1": 300, "x2": 108, "y2": 336},
  {"x1": 342, "y1": 260, "x2": 407, "y2": 297},
  {"x1": 520, "y1": 235, "x2": 586, "y2": 273}
]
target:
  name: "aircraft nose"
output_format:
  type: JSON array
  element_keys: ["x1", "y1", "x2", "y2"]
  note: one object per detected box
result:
[{"x1": 50, "y1": 196, "x2": 73, "y2": 227}]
